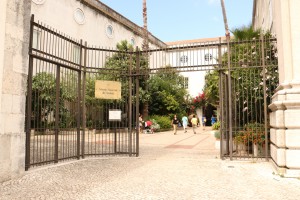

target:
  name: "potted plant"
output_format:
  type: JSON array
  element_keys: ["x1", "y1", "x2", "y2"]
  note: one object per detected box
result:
[
  {"x1": 234, "y1": 123, "x2": 266, "y2": 156},
  {"x1": 214, "y1": 130, "x2": 221, "y2": 149},
  {"x1": 244, "y1": 123, "x2": 265, "y2": 156}
]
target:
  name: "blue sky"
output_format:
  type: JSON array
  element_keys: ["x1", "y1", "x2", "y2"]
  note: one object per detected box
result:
[{"x1": 99, "y1": 0, "x2": 253, "y2": 42}]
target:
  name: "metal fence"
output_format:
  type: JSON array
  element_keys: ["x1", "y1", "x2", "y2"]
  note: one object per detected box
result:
[
  {"x1": 138, "y1": 36, "x2": 278, "y2": 160},
  {"x1": 26, "y1": 16, "x2": 278, "y2": 169},
  {"x1": 26, "y1": 16, "x2": 139, "y2": 170}
]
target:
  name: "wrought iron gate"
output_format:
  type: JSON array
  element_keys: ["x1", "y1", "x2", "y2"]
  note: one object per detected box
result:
[
  {"x1": 25, "y1": 16, "x2": 139, "y2": 170},
  {"x1": 219, "y1": 37, "x2": 278, "y2": 160},
  {"x1": 26, "y1": 16, "x2": 278, "y2": 169}
]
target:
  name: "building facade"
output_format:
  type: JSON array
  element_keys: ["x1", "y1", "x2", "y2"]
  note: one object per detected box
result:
[
  {"x1": 166, "y1": 37, "x2": 226, "y2": 97},
  {"x1": 31, "y1": 0, "x2": 166, "y2": 50},
  {"x1": 253, "y1": 0, "x2": 300, "y2": 177}
]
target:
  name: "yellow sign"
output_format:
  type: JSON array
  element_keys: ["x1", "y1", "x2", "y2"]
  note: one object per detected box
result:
[{"x1": 95, "y1": 80, "x2": 121, "y2": 99}]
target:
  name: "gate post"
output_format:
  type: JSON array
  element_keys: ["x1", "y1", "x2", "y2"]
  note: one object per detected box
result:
[
  {"x1": 226, "y1": 36, "x2": 233, "y2": 160},
  {"x1": 260, "y1": 35, "x2": 269, "y2": 161},
  {"x1": 25, "y1": 15, "x2": 35, "y2": 170},
  {"x1": 218, "y1": 38, "x2": 224, "y2": 159},
  {"x1": 128, "y1": 48, "x2": 133, "y2": 156},
  {"x1": 81, "y1": 41, "x2": 87, "y2": 159},
  {"x1": 76, "y1": 39, "x2": 83, "y2": 160}
]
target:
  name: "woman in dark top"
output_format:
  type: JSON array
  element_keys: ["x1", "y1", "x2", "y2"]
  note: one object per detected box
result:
[{"x1": 172, "y1": 115, "x2": 179, "y2": 135}]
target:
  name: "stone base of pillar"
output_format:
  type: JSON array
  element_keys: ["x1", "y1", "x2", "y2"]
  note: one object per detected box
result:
[
  {"x1": 269, "y1": 83, "x2": 300, "y2": 178},
  {"x1": 270, "y1": 159, "x2": 300, "y2": 178},
  {"x1": 0, "y1": 133, "x2": 25, "y2": 183}
]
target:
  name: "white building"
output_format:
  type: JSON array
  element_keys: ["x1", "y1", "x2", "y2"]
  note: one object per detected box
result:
[
  {"x1": 166, "y1": 37, "x2": 226, "y2": 97},
  {"x1": 31, "y1": 0, "x2": 166, "y2": 50}
]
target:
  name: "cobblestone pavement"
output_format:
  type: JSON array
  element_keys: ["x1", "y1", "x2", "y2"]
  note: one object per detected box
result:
[{"x1": 1, "y1": 127, "x2": 300, "y2": 200}]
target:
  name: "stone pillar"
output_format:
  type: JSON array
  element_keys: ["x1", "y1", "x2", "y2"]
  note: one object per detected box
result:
[
  {"x1": 0, "y1": 0, "x2": 31, "y2": 182},
  {"x1": 269, "y1": 0, "x2": 300, "y2": 177}
]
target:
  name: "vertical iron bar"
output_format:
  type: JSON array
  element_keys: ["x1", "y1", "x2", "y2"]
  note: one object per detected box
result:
[
  {"x1": 54, "y1": 65, "x2": 61, "y2": 163},
  {"x1": 76, "y1": 40, "x2": 83, "y2": 159},
  {"x1": 135, "y1": 47, "x2": 140, "y2": 156},
  {"x1": 25, "y1": 15, "x2": 35, "y2": 170},
  {"x1": 226, "y1": 36, "x2": 233, "y2": 160},
  {"x1": 128, "y1": 50, "x2": 133, "y2": 156},
  {"x1": 114, "y1": 128, "x2": 117, "y2": 153},
  {"x1": 225, "y1": 72, "x2": 230, "y2": 156},
  {"x1": 218, "y1": 38, "x2": 223, "y2": 159},
  {"x1": 261, "y1": 35, "x2": 269, "y2": 161},
  {"x1": 82, "y1": 41, "x2": 87, "y2": 158}
]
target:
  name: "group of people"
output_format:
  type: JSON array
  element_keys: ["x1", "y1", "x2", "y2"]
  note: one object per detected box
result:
[
  {"x1": 171, "y1": 114, "x2": 216, "y2": 135},
  {"x1": 172, "y1": 114, "x2": 198, "y2": 135},
  {"x1": 139, "y1": 113, "x2": 216, "y2": 135},
  {"x1": 139, "y1": 114, "x2": 153, "y2": 134}
]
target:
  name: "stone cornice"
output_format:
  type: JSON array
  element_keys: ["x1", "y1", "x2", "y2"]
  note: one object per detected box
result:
[
  {"x1": 269, "y1": 101, "x2": 286, "y2": 111},
  {"x1": 269, "y1": 100, "x2": 300, "y2": 111}
]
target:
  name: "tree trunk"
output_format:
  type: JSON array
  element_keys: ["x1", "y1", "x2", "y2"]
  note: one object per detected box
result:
[{"x1": 142, "y1": 0, "x2": 149, "y2": 117}]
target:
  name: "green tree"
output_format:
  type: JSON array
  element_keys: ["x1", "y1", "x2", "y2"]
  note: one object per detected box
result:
[
  {"x1": 31, "y1": 72, "x2": 76, "y2": 129},
  {"x1": 148, "y1": 66, "x2": 188, "y2": 116},
  {"x1": 204, "y1": 70, "x2": 219, "y2": 108}
]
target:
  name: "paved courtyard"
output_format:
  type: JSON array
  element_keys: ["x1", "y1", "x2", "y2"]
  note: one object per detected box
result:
[{"x1": 1, "y1": 127, "x2": 300, "y2": 200}]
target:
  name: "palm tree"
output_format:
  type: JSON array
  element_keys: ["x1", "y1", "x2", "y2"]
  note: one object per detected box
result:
[
  {"x1": 231, "y1": 25, "x2": 260, "y2": 40},
  {"x1": 142, "y1": 0, "x2": 149, "y2": 51},
  {"x1": 220, "y1": 0, "x2": 230, "y2": 39},
  {"x1": 142, "y1": 0, "x2": 149, "y2": 117}
]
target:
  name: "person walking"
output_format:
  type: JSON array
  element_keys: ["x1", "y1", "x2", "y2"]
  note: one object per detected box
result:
[
  {"x1": 171, "y1": 115, "x2": 179, "y2": 135},
  {"x1": 191, "y1": 115, "x2": 198, "y2": 134},
  {"x1": 139, "y1": 114, "x2": 143, "y2": 134},
  {"x1": 211, "y1": 115, "x2": 216, "y2": 125},
  {"x1": 182, "y1": 115, "x2": 188, "y2": 133},
  {"x1": 202, "y1": 116, "x2": 206, "y2": 130}
]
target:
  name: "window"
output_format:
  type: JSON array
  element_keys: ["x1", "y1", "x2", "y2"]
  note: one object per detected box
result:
[
  {"x1": 180, "y1": 55, "x2": 188, "y2": 63},
  {"x1": 183, "y1": 77, "x2": 189, "y2": 89},
  {"x1": 130, "y1": 37, "x2": 135, "y2": 46},
  {"x1": 204, "y1": 53, "x2": 212, "y2": 61},
  {"x1": 106, "y1": 24, "x2": 114, "y2": 38},
  {"x1": 74, "y1": 8, "x2": 85, "y2": 25}
]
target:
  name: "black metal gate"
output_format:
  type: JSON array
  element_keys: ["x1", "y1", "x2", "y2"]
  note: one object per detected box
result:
[
  {"x1": 25, "y1": 16, "x2": 139, "y2": 170},
  {"x1": 219, "y1": 37, "x2": 278, "y2": 160},
  {"x1": 26, "y1": 16, "x2": 278, "y2": 169}
]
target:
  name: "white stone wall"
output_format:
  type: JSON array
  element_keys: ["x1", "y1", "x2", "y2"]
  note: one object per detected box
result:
[
  {"x1": 252, "y1": 0, "x2": 275, "y2": 33},
  {"x1": 31, "y1": 0, "x2": 163, "y2": 49},
  {"x1": 254, "y1": 0, "x2": 300, "y2": 177},
  {"x1": 0, "y1": 0, "x2": 31, "y2": 183}
]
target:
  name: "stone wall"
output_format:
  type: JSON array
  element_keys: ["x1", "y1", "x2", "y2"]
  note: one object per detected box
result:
[
  {"x1": 268, "y1": 0, "x2": 300, "y2": 178},
  {"x1": 0, "y1": 0, "x2": 31, "y2": 183}
]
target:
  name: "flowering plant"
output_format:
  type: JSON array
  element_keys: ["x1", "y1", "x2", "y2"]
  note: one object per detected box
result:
[
  {"x1": 192, "y1": 93, "x2": 206, "y2": 108},
  {"x1": 234, "y1": 123, "x2": 265, "y2": 145}
]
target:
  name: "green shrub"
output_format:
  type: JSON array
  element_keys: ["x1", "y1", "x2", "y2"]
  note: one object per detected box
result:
[
  {"x1": 150, "y1": 115, "x2": 172, "y2": 130},
  {"x1": 212, "y1": 121, "x2": 220, "y2": 130},
  {"x1": 214, "y1": 131, "x2": 221, "y2": 139}
]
